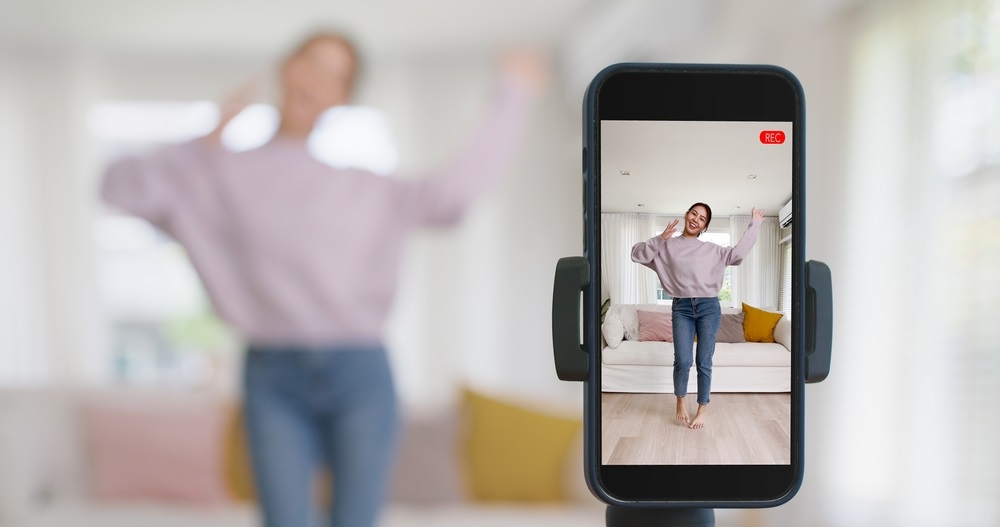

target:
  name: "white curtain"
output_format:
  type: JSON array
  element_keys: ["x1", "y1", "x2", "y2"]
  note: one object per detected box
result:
[
  {"x1": 601, "y1": 213, "x2": 657, "y2": 305},
  {"x1": 729, "y1": 215, "x2": 780, "y2": 310}
]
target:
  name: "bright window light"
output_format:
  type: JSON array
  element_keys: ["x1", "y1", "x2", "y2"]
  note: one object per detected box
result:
[
  {"x1": 221, "y1": 104, "x2": 279, "y2": 152},
  {"x1": 93, "y1": 216, "x2": 161, "y2": 252},
  {"x1": 88, "y1": 101, "x2": 398, "y2": 175},
  {"x1": 309, "y1": 105, "x2": 399, "y2": 175},
  {"x1": 87, "y1": 101, "x2": 218, "y2": 143}
]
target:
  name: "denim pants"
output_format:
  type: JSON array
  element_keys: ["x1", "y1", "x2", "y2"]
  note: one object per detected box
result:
[
  {"x1": 242, "y1": 345, "x2": 399, "y2": 527},
  {"x1": 671, "y1": 298, "x2": 722, "y2": 405}
]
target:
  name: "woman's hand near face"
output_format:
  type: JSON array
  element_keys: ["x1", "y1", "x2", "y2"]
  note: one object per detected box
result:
[
  {"x1": 205, "y1": 79, "x2": 264, "y2": 146},
  {"x1": 661, "y1": 219, "x2": 679, "y2": 240},
  {"x1": 499, "y1": 49, "x2": 550, "y2": 96}
]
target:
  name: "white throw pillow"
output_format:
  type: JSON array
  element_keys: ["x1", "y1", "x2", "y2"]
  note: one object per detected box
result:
[{"x1": 601, "y1": 314, "x2": 625, "y2": 348}]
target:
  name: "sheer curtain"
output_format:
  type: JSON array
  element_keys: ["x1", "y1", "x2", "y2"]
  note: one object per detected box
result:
[
  {"x1": 729, "y1": 215, "x2": 780, "y2": 310},
  {"x1": 600, "y1": 213, "x2": 657, "y2": 305}
]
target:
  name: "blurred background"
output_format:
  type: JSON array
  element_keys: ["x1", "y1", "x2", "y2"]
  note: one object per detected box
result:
[{"x1": 0, "y1": 0, "x2": 998, "y2": 526}]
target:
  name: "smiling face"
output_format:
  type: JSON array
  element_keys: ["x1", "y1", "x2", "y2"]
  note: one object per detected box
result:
[
  {"x1": 279, "y1": 34, "x2": 358, "y2": 134},
  {"x1": 683, "y1": 205, "x2": 710, "y2": 237}
]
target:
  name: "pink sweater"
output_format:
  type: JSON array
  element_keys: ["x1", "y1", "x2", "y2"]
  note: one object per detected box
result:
[
  {"x1": 101, "y1": 82, "x2": 530, "y2": 346},
  {"x1": 630, "y1": 219, "x2": 762, "y2": 299}
]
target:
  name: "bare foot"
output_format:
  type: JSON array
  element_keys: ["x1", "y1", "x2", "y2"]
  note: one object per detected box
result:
[
  {"x1": 689, "y1": 404, "x2": 708, "y2": 429},
  {"x1": 675, "y1": 397, "x2": 689, "y2": 424}
]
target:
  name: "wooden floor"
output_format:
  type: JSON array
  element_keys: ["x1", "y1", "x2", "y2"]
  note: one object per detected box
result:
[{"x1": 602, "y1": 393, "x2": 790, "y2": 465}]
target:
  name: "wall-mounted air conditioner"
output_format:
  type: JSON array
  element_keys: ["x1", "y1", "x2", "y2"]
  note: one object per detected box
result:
[{"x1": 779, "y1": 199, "x2": 793, "y2": 228}]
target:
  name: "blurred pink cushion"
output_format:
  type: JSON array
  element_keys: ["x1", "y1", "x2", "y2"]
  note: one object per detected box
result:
[
  {"x1": 637, "y1": 310, "x2": 673, "y2": 342},
  {"x1": 81, "y1": 400, "x2": 229, "y2": 505}
]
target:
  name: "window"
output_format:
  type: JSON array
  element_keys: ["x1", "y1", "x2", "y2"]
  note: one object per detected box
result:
[
  {"x1": 778, "y1": 240, "x2": 792, "y2": 317},
  {"x1": 89, "y1": 101, "x2": 398, "y2": 386}
]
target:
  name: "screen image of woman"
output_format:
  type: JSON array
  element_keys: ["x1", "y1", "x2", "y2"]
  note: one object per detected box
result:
[{"x1": 630, "y1": 203, "x2": 764, "y2": 429}]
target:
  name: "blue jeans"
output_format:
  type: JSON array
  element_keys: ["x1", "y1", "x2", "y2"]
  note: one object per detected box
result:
[
  {"x1": 671, "y1": 298, "x2": 722, "y2": 405},
  {"x1": 243, "y1": 345, "x2": 399, "y2": 527}
]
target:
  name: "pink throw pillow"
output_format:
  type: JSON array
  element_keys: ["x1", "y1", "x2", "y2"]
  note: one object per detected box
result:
[
  {"x1": 637, "y1": 310, "x2": 673, "y2": 342},
  {"x1": 81, "y1": 401, "x2": 230, "y2": 505}
]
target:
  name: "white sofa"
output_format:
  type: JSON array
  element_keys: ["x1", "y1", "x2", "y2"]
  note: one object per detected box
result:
[
  {"x1": 0, "y1": 388, "x2": 605, "y2": 527},
  {"x1": 601, "y1": 304, "x2": 791, "y2": 393}
]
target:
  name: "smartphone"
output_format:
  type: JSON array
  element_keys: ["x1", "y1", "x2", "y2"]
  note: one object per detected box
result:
[{"x1": 582, "y1": 64, "x2": 805, "y2": 507}]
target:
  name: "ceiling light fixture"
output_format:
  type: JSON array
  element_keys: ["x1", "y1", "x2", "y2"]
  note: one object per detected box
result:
[
  {"x1": 747, "y1": 174, "x2": 758, "y2": 179},
  {"x1": 620, "y1": 170, "x2": 630, "y2": 176}
]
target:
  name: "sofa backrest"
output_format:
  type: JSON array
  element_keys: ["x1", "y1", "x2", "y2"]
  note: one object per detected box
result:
[
  {"x1": 0, "y1": 387, "x2": 236, "y2": 518},
  {"x1": 604, "y1": 303, "x2": 791, "y2": 351},
  {"x1": 607, "y1": 303, "x2": 745, "y2": 342}
]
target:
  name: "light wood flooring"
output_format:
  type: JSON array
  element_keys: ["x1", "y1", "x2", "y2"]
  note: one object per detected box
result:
[{"x1": 602, "y1": 393, "x2": 790, "y2": 465}]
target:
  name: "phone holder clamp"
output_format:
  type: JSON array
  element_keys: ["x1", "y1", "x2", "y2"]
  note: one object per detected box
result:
[{"x1": 551, "y1": 256, "x2": 833, "y2": 526}]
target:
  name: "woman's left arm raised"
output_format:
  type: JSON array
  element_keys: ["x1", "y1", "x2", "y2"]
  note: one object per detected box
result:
[{"x1": 723, "y1": 207, "x2": 765, "y2": 266}]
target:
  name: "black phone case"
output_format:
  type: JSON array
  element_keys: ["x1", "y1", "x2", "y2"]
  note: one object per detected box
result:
[{"x1": 581, "y1": 63, "x2": 807, "y2": 508}]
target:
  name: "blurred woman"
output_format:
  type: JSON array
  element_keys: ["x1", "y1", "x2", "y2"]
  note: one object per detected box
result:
[
  {"x1": 101, "y1": 31, "x2": 543, "y2": 527},
  {"x1": 631, "y1": 203, "x2": 763, "y2": 429}
]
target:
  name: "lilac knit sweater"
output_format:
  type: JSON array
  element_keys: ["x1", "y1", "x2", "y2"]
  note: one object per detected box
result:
[
  {"x1": 101, "y1": 81, "x2": 529, "y2": 346},
  {"x1": 630, "y1": 218, "x2": 762, "y2": 298}
]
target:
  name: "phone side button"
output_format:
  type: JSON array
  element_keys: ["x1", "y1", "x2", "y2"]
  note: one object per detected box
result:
[{"x1": 582, "y1": 146, "x2": 587, "y2": 174}]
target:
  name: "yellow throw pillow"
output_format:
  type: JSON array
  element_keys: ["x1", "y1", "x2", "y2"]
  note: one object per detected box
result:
[
  {"x1": 461, "y1": 388, "x2": 582, "y2": 503},
  {"x1": 742, "y1": 303, "x2": 784, "y2": 343},
  {"x1": 222, "y1": 405, "x2": 256, "y2": 502}
]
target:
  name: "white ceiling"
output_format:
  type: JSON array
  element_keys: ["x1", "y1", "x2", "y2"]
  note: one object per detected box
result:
[
  {"x1": 0, "y1": 0, "x2": 591, "y2": 58},
  {"x1": 600, "y1": 120, "x2": 793, "y2": 217},
  {"x1": 0, "y1": 0, "x2": 865, "y2": 61}
]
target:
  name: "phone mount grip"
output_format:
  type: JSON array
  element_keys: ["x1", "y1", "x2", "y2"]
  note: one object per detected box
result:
[
  {"x1": 552, "y1": 257, "x2": 833, "y2": 527},
  {"x1": 552, "y1": 257, "x2": 590, "y2": 381},
  {"x1": 805, "y1": 260, "x2": 833, "y2": 383}
]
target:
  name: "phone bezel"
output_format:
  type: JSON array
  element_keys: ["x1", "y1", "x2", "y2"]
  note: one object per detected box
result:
[{"x1": 582, "y1": 63, "x2": 806, "y2": 508}]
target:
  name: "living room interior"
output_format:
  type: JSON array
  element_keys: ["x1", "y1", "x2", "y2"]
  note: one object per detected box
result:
[
  {"x1": 599, "y1": 119, "x2": 793, "y2": 466},
  {"x1": 1, "y1": 1, "x2": 998, "y2": 526}
]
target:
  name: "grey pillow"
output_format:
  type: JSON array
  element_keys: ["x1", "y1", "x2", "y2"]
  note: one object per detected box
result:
[
  {"x1": 388, "y1": 409, "x2": 465, "y2": 505},
  {"x1": 716, "y1": 313, "x2": 747, "y2": 343}
]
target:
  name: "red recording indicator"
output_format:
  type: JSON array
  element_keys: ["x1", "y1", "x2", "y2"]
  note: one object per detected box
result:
[{"x1": 760, "y1": 130, "x2": 786, "y2": 144}]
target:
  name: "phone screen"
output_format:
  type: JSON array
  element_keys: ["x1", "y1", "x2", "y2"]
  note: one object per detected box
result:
[{"x1": 588, "y1": 67, "x2": 803, "y2": 503}]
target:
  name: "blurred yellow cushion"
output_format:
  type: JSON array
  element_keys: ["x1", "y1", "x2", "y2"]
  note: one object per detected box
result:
[
  {"x1": 742, "y1": 303, "x2": 784, "y2": 343},
  {"x1": 222, "y1": 405, "x2": 256, "y2": 502},
  {"x1": 462, "y1": 388, "x2": 582, "y2": 503}
]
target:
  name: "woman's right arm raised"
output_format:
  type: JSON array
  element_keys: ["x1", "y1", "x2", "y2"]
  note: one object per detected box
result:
[
  {"x1": 631, "y1": 219, "x2": 676, "y2": 264},
  {"x1": 101, "y1": 85, "x2": 248, "y2": 228},
  {"x1": 101, "y1": 143, "x2": 198, "y2": 229}
]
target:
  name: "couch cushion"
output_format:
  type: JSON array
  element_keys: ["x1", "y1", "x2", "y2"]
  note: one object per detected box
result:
[
  {"x1": 717, "y1": 313, "x2": 747, "y2": 343},
  {"x1": 742, "y1": 303, "x2": 784, "y2": 342},
  {"x1": 602, "y1": 341, "x2": 789, "y2": 367},
  {"x1": 600, "y1": 314, "x2": 625, "y2": 348},
  {"x1": 609, "y1": 304, "x2": 742, "y2": 342},
  {"x1": 461, "y1": 388, "x2": 581, "y2": 503},
  {"x1": 79, "y1": 391, "x2": 231, "y2": 506},
  {"x1": 389, "y1": 408, "x2": 466, "y2": 505},
  {"x1": 636, "y1": 310, "x2": 672, "y2": 342}
]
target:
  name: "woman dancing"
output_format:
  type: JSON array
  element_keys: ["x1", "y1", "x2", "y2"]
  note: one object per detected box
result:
[
  {"x1": 101, "y1": 31, "x2": 543, "y2": 527},
  {"x1": 631, "y1": 203, "x2": 763, "y2": 429}
]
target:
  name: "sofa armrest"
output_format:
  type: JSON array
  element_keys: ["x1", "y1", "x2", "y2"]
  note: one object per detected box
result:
[
  {"x1": 773, "y1": 316, "x2": 792, "y2": 351},
  {"x1": 0, "y1": 390, "x2": 86, "y2": 517}
]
